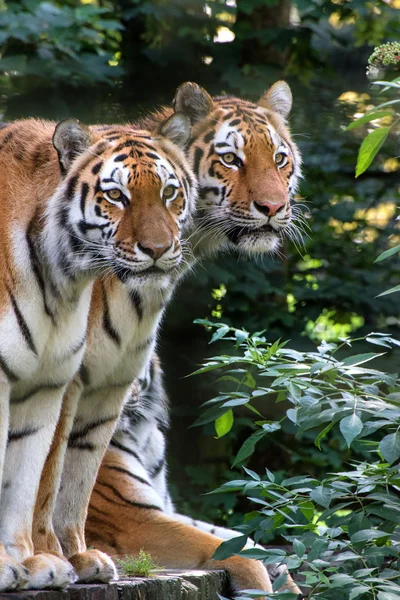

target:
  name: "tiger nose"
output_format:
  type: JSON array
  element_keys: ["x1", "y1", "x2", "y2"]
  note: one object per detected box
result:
[
  {"x1": 254, "y1": 200, "x2": 285, "y2": 217},
  {"x1": 137, "y1": 241, "x2": 173, "y2": 260}
]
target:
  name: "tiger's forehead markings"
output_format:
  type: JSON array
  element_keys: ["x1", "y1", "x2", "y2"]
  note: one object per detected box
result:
[
  {"x1": 215, "y1": 120, "x2": 244, "y2": 155},
  {"x1": 214, "y1": 105, "x2": 283, "y2": 152},
  {"x1": 100, "y1": 154, "x2": 131, "y2": 196},
  {"x1": 155, "y1": 156, "x2": 179, "y2": 186}
]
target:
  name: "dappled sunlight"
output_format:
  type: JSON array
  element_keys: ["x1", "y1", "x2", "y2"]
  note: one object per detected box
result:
[
  {"x1": 355, "y1": 202, "x2": 397, "y2": 227},
  {"x1": 305, "y1": 309, "x2": 365, "y2": 342}
]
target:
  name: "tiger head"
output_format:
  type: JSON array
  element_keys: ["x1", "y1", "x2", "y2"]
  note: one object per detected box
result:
[
  {"x1": 173, "y1": 81, "x2": 302, "y2": 255},
  {"x1": 51, "y1": 114, "x2": 196, "y2": 287}
]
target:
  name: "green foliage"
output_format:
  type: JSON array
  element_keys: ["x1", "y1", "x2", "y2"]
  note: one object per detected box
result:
[
  {"x1": 195, "y1": 322, "x2": 400, "y2": 599},
  {"x1": 345, "y1": 77, "x2": 400, "y2": 178},
  {"x1": 0, "y1": 0, "x2": 122, "y2": 85},
  {"x1": 115, "y1": 550, "x2": 161, "y2": 578}
]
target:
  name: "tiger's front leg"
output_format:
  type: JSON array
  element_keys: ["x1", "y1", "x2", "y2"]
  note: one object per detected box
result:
[
  {"x1": 33, "y1": 377, "x2": 83, "y2": 556},
  {"x1": 1, "y1": 385, "x2": 76, "y2": 590},
  {"x1": 52, "y1": 385, "x2": 130, "y2": 583},
  {"x1": 0, "y1": 381, "x2": 30, "y2": 591}
]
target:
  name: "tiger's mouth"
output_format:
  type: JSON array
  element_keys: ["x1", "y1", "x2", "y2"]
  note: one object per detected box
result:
[
  {"x1": 226, "y1": 223, "x2": 278, "y2": 245},
  {"x1": 113, "y1": 262, "x2": 179, "y2": 284}
]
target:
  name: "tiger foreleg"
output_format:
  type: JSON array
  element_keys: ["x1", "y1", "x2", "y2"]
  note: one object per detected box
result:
[
  {"x1": 33, "y1": 378, "x2": 82, "y2": 556},
  {"x1": 52, "y1": 387, "x2": 127, "y2": 583}
]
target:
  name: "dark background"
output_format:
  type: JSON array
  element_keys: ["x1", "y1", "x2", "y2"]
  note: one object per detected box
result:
[{"x1": 1, "y1": 0, "x2": 399, "y2": 532}]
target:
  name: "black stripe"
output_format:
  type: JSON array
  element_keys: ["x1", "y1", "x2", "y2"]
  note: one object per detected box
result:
[
  {"x1": 109, "y1": 439, "x2": 144, "y2": 464},
  {"x1": 0, "y1": 353, "x2": 19, "y2": 382},
  {"x1": 26, "y1": 219, "x2": 55, "y2": 322},
  {"x1": 10, "y1": 383, "x2": 65, "y2": 404},
  {"x1": 193, "y1": 147, "x2": 204, "y2": 175},
  {"x1": 102, "y1": 285, "x2": 121, "y2": 346},
  {"x1": 96, "y1": 481, "x2": 162, "y2": 511},
  {"x1": 80, "y1": 182, "x2": 89, "y2": 217},
  {"x1": 67, "y1": 440, "x2": 96, "y2": 451},
  {"x1": 114, "y1": 153, "x2": 129, "y2": 162},
  {"x1": 103, "y1": 465, "x2": 152, "y2": 487},
  {"x1": 8, "y1": 427, "x2": 40, "y2": 443},
  {"x1": 203, "y1": 130, "x2": 215, "y2": 143},
  {"x1": 150, "y1": 457, "x2": 165, "y2": 478},
  {"x1": 68, "y1": 415, "x2": 118, "y2": 449},
  {"x1": 79, "y1": 363, "x2": 90, "y2": 385},
  {"x1": 129, "y1": 289, "x2": 143, "y2": 321},
  {"x1": 92, "y1": 161, "x2": 103, "y2": 175},
  {"x1": 66, "y1": 175, "x2": 78, "y2": 202},
  {"x1": 7, "y1": 288, "x2": 37, "y2": 354},
  {"x1": 87, "y1": 504, "x2": 110, "y2": 518}
]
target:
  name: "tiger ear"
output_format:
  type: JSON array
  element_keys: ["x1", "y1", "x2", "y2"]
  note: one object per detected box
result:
[
  {"x1": 173, "y1": 82, "x2": 214, "y2": 124},
  {"x1": 258, "y1": 81, "x2": 292, "y2": 119},
  {"x1": 158, "y1": 112, "x2": 192, "y2": 148},
  {"x1": 53, "y1": 118, "x2": 93, "y2": 173}
]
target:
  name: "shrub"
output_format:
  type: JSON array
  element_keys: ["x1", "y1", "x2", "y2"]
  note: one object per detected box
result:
[{"x1": 193, "y1": 321, "x2": 400, "y2": 599}]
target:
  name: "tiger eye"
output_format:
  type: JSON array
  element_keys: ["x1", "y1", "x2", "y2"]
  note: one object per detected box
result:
[
  {"x1": 222, "y1": 152, "x2": 236, "y2": 165},
  {"x1": 107, "y1": 188, "x2": 122, "y2": 200},
  {"x1": 275, "y1": 152, "x2": 287, "y2": 167},
  {"x1": 163, "y1": 185, "x2": 176, "y2": 199}
]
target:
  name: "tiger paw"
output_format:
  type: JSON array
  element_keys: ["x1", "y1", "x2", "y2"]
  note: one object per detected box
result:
[
  {"x1": 69, "y1": 549, "x2": 117, "y2": 583},
  {"x1": 0, "y1": 555, "x2": 29, "y2": 591},
  {"x1": 23, "y1": 553, "x2": 77, "y2": 589}
]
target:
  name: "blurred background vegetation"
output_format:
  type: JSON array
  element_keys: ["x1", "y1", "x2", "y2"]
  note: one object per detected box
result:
[{"x1": 1, "y1": 0, "x2": 399, "y2": 533}]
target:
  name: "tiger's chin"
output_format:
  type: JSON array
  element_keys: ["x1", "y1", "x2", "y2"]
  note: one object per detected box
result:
[
  {"x1": 226, "y1": 225, "x2": 281, "y2": 254},
  {"x1": 113, "y1": 264, "x2": 178, "y2": 290}
]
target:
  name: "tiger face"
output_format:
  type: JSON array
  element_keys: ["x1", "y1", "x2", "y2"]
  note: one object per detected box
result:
[
  {"x1": 52, "y1": 114, "x2": 196, "y2": 287},
  {"x1": 173, "y1": 81, "x2": 302, "y2": 255}
]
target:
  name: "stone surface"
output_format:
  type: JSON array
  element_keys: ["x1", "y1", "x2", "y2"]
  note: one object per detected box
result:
[{"x1": 0, "y1": 571, "x2": 230, "y2": 600}]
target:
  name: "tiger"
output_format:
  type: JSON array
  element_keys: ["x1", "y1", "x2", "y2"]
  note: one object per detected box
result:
[
  {"x1": 0, "y1": 112, "x2": 196, "y2": 591},
  {"x1": 60, "y1": 80, "x2": 302, "y2": 595}
]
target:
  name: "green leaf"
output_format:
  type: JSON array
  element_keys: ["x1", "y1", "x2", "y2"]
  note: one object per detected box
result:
[
  {"x1": 377, "y1": 284, "x2": 400, "y2": 297},
  {"x1": 349, "y1": 587, "x2": 371, "y2": 600},
  {"x1": 351, "y1": 529, "x2": 390, "y2": 543},
  {"x1": 212, "y1": 535, "x2": 248, "y2": 560},
  {"x1": 210, "y1": 326, "x2": 230, "y2": 344},
  {"x1": 355, "y1": 127, "x2": 390, "y2": 177},
  {"x1": 315, "y1": 421, "x2": 334, "y2": 450},
  {"x1": 272, "y1": 571, "x2": 288, "y2": 592},
  {"x1": 342, "y1": 352, "x2": 383, "y2": 367},
  {"x1": 215, "y1": 410, "x2": 234, "y2": 438},
  {"x1": 310, "y1": 486, "x2": 332, "y2": 508},
  {"x1": 345, "y1": 110, "x2": 393, "y2": 131},
  {"x1": 232, "y1": 430, "x2": 266, "y2": 467},
  {"x1": 293, "y1": 538, "x2": 306, "y2": 558},
  {"x1": 340, "y1": 414, "x2": 363, "y2": 448},
  {"x1": 379, "y1": 432, "x2": 400, "y2": 464},
  {"x1": 378, "y1": 593, "x2": 400, "y2": 600},
  {"x1": 375, "y1": 244, "x2": 400, "y2": 263}
]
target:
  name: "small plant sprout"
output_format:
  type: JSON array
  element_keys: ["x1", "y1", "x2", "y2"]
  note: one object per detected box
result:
[{"x1": 116, "y1": 550, "x2": 161, "y2": 578}]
